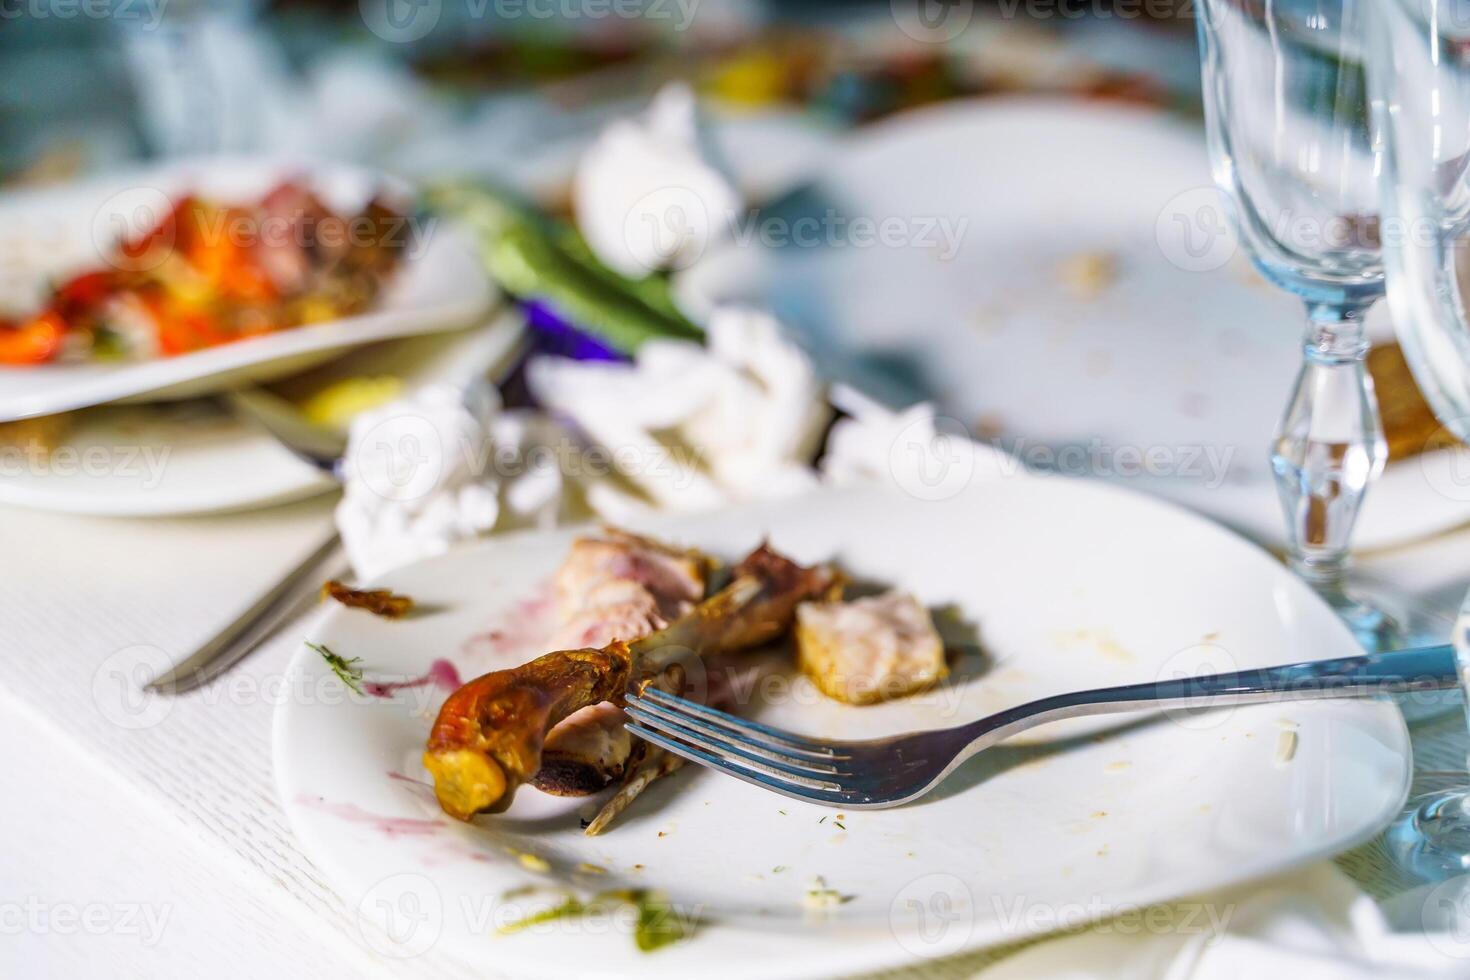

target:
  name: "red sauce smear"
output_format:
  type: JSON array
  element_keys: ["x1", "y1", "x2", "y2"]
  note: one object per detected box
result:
[
  {"x1": 459, "y1": 580, "x2": 556, "y2": 661},
  {"x1": 295, "y1": 795, "x2": 444, "y2": 838},
  {"x1": 363, "y1": 658, "x2": 462, "y2": 698}
]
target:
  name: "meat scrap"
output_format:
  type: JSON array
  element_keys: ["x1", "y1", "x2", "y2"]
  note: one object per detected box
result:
[
  {"x1": 423, "y1": 542, "x2": 837, "y2": 821},
  {"x1": 796, "y1": 590, "x2": 947, "y2": 705},
  {"x1": 530, "y1": 530, "x2": 713, "y2": 796},
  {"x1": 322, "y1": 580, "x2": 415, "y2": 619}
]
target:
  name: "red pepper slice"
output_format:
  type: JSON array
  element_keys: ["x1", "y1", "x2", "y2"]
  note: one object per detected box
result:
[{"x1": 0, "y1": 312, "x2": 65, "y2": 365}]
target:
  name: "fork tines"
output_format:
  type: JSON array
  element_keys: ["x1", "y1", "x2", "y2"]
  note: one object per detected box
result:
[{"x1": 624, "y1": 688, "x2": 854, "y2": 803}]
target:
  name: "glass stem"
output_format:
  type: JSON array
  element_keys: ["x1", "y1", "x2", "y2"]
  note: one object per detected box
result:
[{"x1": 1271, "y1": 301, "x2": 1390, "y2": 643}]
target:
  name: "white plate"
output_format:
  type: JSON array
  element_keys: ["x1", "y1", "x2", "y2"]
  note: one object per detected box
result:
[
  {"x1": 0, "y1": 400, "x2": 332, "y2": 517},
  {"x1": 676, "y1": 97, "x2": 1470, "y2": 551},
  {"x1": 275, "y1": 479, "x2": 1408, "y2": 978},
  {"x1": 0, "y1": 311, "x2": 527, "y2": 517},
  {"x1": 0, "y1": 157, "x2": 497, "y2": 422}
]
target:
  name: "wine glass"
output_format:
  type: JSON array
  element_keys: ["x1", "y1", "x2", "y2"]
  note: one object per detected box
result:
[
  {"x1": 1368, "y1": 0, "x2": 1470, "y2": 879},
  {"x1": 1197, "y1": 0, "x2": 1425, "y2": 653}
]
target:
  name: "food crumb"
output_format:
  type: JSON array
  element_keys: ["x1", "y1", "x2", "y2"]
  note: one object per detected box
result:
[
  {"x1": 576, "y1": 863, "x2": 607, "y2": 875},
  {"x1": 1090, "y1": 811, "x2": 1108, "y2": 819},
  {"x1": 803, "y1": 877, "x2": 851, "y2": 912},
  {"x1": 657, "y1": 831, "x2": 668, "y2": 838},
  {"x1": 1053, "y1": 628, "x2": 1136, "y2": 665},
  {"x1": 1104, "y1": 761, "x2": 1132, "y2": 773},
  {"x1": 1274, "y1": 730, "x2": 1299, "y2": 767},
  {"x1": 1058, "y1": 252, "x2": 1118, "y2": 299},
  {"x1": 517, "y1": 853, "x2": 551, "y2": 873},
  {"x1": 974, "y1": 413, "x2": 1006, "y2": 440}
]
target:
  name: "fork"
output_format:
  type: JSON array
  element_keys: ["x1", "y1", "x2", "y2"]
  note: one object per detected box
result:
[{"x1": 623, "y1": 643, "x2": 1462, "y2": 808}]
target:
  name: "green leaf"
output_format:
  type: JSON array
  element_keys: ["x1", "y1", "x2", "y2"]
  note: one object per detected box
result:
[{"x1": 425, "y1": 182, "x2": 703, "y2": 355}]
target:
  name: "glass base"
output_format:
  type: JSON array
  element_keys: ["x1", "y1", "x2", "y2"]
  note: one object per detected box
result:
[
  {"x1": 1387, "y1": 790, "x2": 1470, "y2": 881},
  {"x1": 1316, "y1": 582, "x2": 1457, "y2": 722}
]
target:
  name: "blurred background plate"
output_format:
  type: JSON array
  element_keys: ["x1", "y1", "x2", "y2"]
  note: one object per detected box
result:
[
  {"x1": 0, "y1": 156, "x2": 498, "y2": 422},
  {"x1": 0, "y1": 310, "x2": 525, "y2": 516},
  {"x1": 677, "y1": 97, "x2": 1470, "y2": 551}
]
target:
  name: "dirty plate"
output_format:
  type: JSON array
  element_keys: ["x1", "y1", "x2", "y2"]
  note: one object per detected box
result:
[
  {"x1": 676, "y1": 97, "x2": 1467, "y2": 550},
  {"x1": 0, "y1": 157, "x2": 496, "y2": 422},
  {"x1": 275, "y1": 478, "x2": 1407, "y2": 978}
]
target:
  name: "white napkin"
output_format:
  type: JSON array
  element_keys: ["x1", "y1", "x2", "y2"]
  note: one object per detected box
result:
[
  {"x1": 335, "y1": 383, "x2": 576, "y2": 579},
  {"x1": 527, "y1": 306, "x2": 829, "y2": 518},
  {"x1": 573, "y1": 82, "x2": 742, "y2": 277},
  {"x1": 977, "y1": 863, "x2": 1463, "y2": 980}
]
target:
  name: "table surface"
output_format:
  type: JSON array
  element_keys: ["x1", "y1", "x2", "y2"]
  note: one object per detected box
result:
[{"x1": 2, "y1": 488, "x2": 1467, "y2": 979}]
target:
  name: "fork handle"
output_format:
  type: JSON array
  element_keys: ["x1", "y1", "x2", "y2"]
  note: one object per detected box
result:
[{"x1": 964, "y1": 644, "x2": 1461, "y2": 742}]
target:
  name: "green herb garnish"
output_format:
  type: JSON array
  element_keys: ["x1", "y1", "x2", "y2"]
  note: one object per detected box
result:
[
  {"x1": 631, "y1": 890, "x2": 693, "y2": 953},
  {"x1": 307, "y1": 641, "x2": 363, "y2": 694},
  {"x1": 496, "y1": 888, "x2": 694, "y2": 952},
  {"x1": 497, "y1": 896, "x2": 586, "y2": 935}
]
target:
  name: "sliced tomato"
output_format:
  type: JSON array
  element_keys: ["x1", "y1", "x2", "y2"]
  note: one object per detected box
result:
[
  {"x1": 118, "y1": 195, "x2": 196, "y2": 261},
  {"x1": 154, "y1": 305, "x2": 232, "y2": 356},
  {"x1": 52, "y1": 270, "x2": 117, "y2": 316}
]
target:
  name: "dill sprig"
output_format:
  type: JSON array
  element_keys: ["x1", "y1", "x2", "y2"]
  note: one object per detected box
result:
[{"x1": 307, "y1": 641, "x2": 363, "y2": 694}]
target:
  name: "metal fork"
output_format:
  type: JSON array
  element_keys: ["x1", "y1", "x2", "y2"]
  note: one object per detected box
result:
[
  {"x1": 144, "y1": 387, "x2": 349, "y2": 694},
  {"x1": 624, "y1": 643, "x2": 1462, "y2": 808}
]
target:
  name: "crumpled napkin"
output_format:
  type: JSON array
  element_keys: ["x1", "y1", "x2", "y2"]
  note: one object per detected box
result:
[
  {"x1": 334, "y1": 383, "x2": 578, "y2": 579},
  {"x1": 527, "y1": 305, "x2": 830, "y2": 519},
  {"x1": 573, "y1": 82, "x2": 742, "y2": 277},
  {"x1": 821, "y1": 384, "x2": 1015, "y2": 496},
  {"x1": 976, "y1": 863, "x2": 1465, "y2": 980}
]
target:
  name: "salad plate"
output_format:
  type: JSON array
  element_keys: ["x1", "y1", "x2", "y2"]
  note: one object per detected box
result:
[
  {"x1": 676, "y1": 96, "x2": 1470, "y2": 552},
  {"x1": 0, "y1": 157, "x2": 497, "y2": 422},
  {"x1": 275, "y1": 478, "x2": 1409, "y2": 978}
]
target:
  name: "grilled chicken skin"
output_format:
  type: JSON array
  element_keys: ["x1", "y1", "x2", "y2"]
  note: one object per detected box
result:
[
  {"x1": 530, "y1": 531, "x2": 712, "y2": 796},
  {"x1": 423, "y1": 543, "x2": 837, "y2": 821}
]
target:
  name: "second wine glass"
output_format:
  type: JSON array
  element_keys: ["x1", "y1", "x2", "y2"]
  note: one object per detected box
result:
[{"x1": 1198, "y1": 0, "x2": 1421, "y2": 652}]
